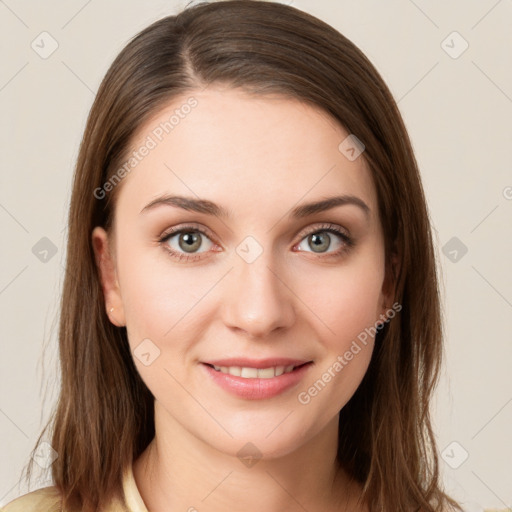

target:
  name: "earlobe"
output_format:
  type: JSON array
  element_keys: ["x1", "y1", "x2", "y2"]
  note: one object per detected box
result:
[{"x1": 91, "y1": 226, "x2": 126, "y2": 327}]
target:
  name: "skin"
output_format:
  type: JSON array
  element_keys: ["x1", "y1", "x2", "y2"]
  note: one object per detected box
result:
[{"x1": 92, "y1": 85, "x2": 395, "y2": 512}]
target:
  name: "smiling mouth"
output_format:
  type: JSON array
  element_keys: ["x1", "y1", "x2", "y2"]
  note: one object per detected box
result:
[{"x1": 203, "y1": 362, "x2": 311, "y2": 379}]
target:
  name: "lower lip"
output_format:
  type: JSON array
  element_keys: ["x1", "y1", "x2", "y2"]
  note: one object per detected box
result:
[{"x1": 200, "y1": 362, "x2": 313, "y2": 400}]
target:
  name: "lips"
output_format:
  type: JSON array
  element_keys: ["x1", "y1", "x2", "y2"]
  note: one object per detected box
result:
[
  {"x1": 203, "y1": 357, "x2": 311, "y2": 369},
  {"x1": 200, "y1": 359, "x2": 314, "y2": 400}
]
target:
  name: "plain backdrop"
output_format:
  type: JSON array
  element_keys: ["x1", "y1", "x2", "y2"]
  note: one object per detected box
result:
[{"x1": 1, "y1": 1, "x2": 511, "y2": 510}]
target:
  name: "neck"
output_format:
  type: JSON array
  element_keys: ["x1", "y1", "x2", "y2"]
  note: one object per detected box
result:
[{"x1": 132, "y1": 402, "x2": 366, "y2": 512}]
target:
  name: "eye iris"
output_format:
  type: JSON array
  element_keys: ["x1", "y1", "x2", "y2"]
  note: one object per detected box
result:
[
  {"x1": 309, "y1": 232, "x2": 330, "y2": 253},
  {"x1": 179, "y1": 231, "x2": 202, "y2": 252}
]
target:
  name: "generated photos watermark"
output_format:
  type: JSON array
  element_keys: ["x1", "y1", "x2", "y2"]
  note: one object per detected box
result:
[
  {"x1": 297, "y1": 301, "x2": 402, "y2": 405},
  {"x1": 93, "y1": 96, "x2": 198, "y2": 200}
]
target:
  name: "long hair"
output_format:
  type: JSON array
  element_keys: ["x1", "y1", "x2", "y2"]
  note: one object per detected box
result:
[{"x1": 23, "y1": 1, "x2": 463, "y2": 511}]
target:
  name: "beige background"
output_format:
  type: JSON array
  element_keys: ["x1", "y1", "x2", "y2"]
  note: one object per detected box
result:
[{"x1": 1, "y1": 0, "x2": 511, "y2": 510}]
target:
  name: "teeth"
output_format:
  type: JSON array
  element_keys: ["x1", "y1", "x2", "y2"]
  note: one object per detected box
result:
[{"x1": 211, "y1": 364, "x2": 297, "y2": 378}]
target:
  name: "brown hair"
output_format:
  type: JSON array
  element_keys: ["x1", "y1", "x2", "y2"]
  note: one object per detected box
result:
[{"x1": 23, "y1": 1, "x2": 462, "y2": 511}]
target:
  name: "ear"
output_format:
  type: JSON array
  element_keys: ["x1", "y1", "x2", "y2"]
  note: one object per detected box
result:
[{"x1": 91, "y1": 226, "x2": 126, "y2": 327}]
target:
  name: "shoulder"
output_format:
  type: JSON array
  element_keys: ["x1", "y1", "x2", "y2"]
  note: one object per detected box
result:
[{"x1": 1, "y1": 486, "x2": 62, "y2": 512}]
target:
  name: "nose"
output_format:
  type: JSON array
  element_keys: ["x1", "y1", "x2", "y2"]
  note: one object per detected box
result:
[{"x1": 221, "y1": 249, "x2": 296, "y2": 339}]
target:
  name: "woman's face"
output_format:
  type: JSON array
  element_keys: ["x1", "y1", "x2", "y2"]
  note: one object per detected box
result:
[{"x1": 93, "y1": 86, "x2": 393, "y2": 459}]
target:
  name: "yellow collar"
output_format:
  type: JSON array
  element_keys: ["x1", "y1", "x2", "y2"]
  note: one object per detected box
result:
[{"x1": 122, "y1": 464, "x2": 149, "y2": 512}]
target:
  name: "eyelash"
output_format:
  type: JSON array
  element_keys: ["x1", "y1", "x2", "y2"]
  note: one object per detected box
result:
[{"x1": 158, "y1": 222, "x2": 354, "y2": 262}]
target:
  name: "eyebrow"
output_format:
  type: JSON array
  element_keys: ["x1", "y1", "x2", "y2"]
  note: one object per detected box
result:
[{"x1": 139, "y1": 194, "x2": 370, "y2": 219}]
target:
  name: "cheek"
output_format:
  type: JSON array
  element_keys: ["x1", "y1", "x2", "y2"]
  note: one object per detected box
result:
[
  {"x1": 294, "y1": 272, "x2": 382, "y2": 415},
  {"x1": 331, "y1": 276, "x2": 383, "y2": 344},
  {"x1": 117, "y1": 248, "x2": 212, "y2": 393},
  {"x1": 116, "y1": 240, "x2": 206, "y2": 346},
  {"x1": 295, "y1": 258, "x2": 385, "y2": 346},
  {"x1": 290, "y1": 254, "x2": 384, "y2": 408}
]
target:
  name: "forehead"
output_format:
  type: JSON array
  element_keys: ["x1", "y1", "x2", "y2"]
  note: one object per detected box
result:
[{"x1": 115, "y1": 86, "x2": 377, "y2": 222}]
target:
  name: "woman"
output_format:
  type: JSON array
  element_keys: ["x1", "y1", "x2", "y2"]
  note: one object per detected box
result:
[{"x1": 5, "y1": 1, "x2": 466, "y2": 511}]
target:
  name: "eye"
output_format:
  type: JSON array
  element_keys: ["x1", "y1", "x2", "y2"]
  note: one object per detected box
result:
[
  {"x1": 158, "y1": 224, "x2": 216, "y2": 262},
  {"x1": 295, "y1": 223, "x2": 354, "y2": 257},
  {"x1": 158, "y1": 222, "x2": 354, "y2": 262}
]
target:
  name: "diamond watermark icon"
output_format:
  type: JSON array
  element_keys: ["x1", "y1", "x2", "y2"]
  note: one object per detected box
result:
[
  {"x1": 32, "y1": 442, "x2": 58, "y2": 469},
  {"x1": 338, "y1": 134, "x2": 365, "y2": 161},
  {"x1": 441, "y1": 441, "x2": 469, "y2": 469},
  {"x1": 32, "y1": 237, "x2": 58, "y2": 263},
  {"x1": 442, "y1": 236, "x2": 468, "y2": 263},
  {"x1": 133, "y1": 338, "x2": 161, "y2": 366},
  {"x1": 31, "y1": 31, "x2": 59, "y2": 59},
  {"x1": 441, "y1": 31, "x2": 469, "y2": 59},
  {"x1": 237, "y1": 442, "x2": 262, "y2": 468},
  {"x1": 236, "y1": 236, "x2": 263, "y2": 264}
]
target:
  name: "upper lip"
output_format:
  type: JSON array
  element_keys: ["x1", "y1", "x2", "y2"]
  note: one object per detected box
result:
[{"x1": 203, "y1": 358, "x2": 312, "y2": 369}]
